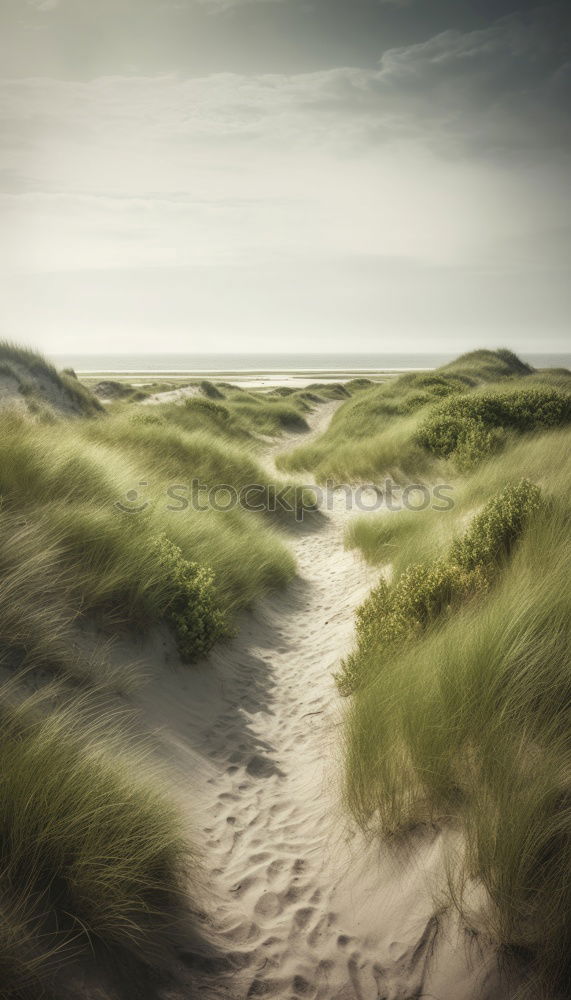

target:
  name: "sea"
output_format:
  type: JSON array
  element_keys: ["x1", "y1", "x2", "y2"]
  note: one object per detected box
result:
[{"x1": 50, "y1": 352, "x2": 571, "y2": 375}]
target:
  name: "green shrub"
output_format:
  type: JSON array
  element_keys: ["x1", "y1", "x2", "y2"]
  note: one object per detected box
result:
[
  {"x1": 153, "y1": 535, "x2": 231, "y2": 661},
  {"x1": 338, "y1": 481, "x2": 542, "y2": 695},
  {"x1": 415, "y1": 387, "x2": 571, "y2": 463},
  {"x1": 337, "y1": 560, "x2": 486, "y2": 695},
  {"x1": 451, "y1": 480, "x2": 543, "y2": 570},
  {"x1": 454, "y1": 424, "x2": 507, "y2": 470},
  {"x1": 129, "y1": 409, "x2": 165, "y2": 426}
]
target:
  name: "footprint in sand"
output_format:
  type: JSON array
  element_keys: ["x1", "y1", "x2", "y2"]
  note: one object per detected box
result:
[
  {"x1": 246, "y1": 754, "x2": 284, "y2": 778},
  {"x1": 218, "y1": 791, "x2": 238, "y2": 803},
  {"x1": 282, "y1": 883, "x2": 309, "y2": 905},
  {"x1": 293, "y1": 906, "x2": 315, "y2": 930},
  {"x1": 254, "y1": 892, "x2": 283, "y2": 918},
  {"x1": 291, "y1": 974, "x2": 313, "y2": 996},
  {"x1": 267, "y1": 859, "x2": 287, "y2": 881}
]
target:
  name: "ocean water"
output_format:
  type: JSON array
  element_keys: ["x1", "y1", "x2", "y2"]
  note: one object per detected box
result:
[{"x1": 51, "y1": 351, "x2": 571, "y2": 374}]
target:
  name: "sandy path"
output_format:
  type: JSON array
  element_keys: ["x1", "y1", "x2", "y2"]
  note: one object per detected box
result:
[{"x1": 131, "y1": 403, "x2": 514, "y2": 1000}]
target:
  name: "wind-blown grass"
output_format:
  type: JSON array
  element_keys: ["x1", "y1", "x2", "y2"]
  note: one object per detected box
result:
[
  {"x1": 0, "y1": 341, "x2": 103, "y2": 417},
  {"x1": 341, "y1": 353, "x2": 571, "y2": 994},
  {"x1": 0, "y1": 343, "x2": 336, "y2": 997},
  {"x1": 344, "y1": 502, "x2": 571, "y2": 992},
  {"x1": 338, "y1": 479, "x2": 543, "y2": 695},
  {"x1": 0, "y1": 689, "x2": 191, "y2": 999},
  {"x1": 0, "y1": 397, "x2": 303, "y2": 664},
  {"x1": 279, "y1": 350, "x2": 570, "y2": 483}
]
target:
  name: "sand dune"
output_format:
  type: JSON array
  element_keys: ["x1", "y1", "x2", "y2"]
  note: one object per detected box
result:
[{"x1": 126, "y1": 403, "x2": 517, "y2": 1000}]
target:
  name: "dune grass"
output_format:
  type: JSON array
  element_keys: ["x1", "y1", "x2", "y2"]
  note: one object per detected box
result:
[
  {"x1": 340, "y1": 352, "x2": 571, "y2": 994},
  {"x1": 0, "y1": 688, "x2": 192, "y2": 999},
  {"x1": 279, "y1": 350, "x2": 570, "y2": 483},
  {"x1": 344, "y1": 500, "x2": 571, "y2": 991},
  {"x1": 0, "y1": 341, "x2": 103, "y2": 417},
  {"x1": 338, "y1": 479, "x2": 543, "y2": 696},
  {"x1": 0, "y1": 343, "x2": 358, "y2": 997},
  {"x1": 346, "y1": 423, "x2": 571, "y2": 568},
  {"x1": 0, "y1": 345, "x2": 331, "y2": 996},
  {"x1": 0, "y1": 387, "x2": 311, "y2": 666}
]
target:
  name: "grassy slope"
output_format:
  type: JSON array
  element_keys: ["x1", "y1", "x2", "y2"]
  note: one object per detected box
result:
[
  {"x1": 0, "y1": 689, "x2": 191, "y2": 1000},
  {"x1": 0, "y1": 387, "x2": 314, "y2": 663},
  {"x1": 0, "y1": 341, "x2": 103, "y2": 417},
  {"x1": 277, "y1": 349, "x2": 561, "y2": 482},
  {"x1": 0, "y1": 348, "x2": 340, "y2": 998},
  {"x1": 332, "y1": 352, "x2": 571, "y2": 995}
]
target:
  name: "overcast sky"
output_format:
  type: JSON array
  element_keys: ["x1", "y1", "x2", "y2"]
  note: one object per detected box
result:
[{"x1": 0, "y1": 0, "x2": 569, "y2": 354}]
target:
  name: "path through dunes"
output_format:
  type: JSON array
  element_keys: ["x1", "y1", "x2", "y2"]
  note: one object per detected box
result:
[{"x1": 133, "y1": 403, "x2": 514, "y2": 1000}]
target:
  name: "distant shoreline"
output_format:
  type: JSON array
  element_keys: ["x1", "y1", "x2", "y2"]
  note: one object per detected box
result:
[{"x1": 51, "y1": 351, "x2": 571, "y2": 377}]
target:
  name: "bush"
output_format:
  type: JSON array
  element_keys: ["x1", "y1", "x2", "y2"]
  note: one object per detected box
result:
[
  {"x1": 153, "y1": 535, "x2": 231, "y2": 661},
  {"x1": 415, "y1": 386, "x2": 571, "y2": 463},
  {"x1": 450, "y1": 479, "x2": 542, "y2": 570},
  {"x1": 338, "y1": 481, "x2": 542, "y2": 694},
  {"x1": 454, "y1": 424, "x2": 507, "y2": 470},
  {"x1": 337, "y1": 560, "x2": 486, "y2": 696}
]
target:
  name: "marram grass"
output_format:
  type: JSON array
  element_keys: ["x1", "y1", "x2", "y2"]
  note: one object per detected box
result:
[
  {"x1": 339, "y1": 353, "x2": 571, "y2": 995},
  {"x1": 0, "y1": 688, "x2": 192, "y2": 999}
]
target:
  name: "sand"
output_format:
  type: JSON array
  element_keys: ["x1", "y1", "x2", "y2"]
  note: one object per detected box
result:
[{"x1": 126, "y1": 402, "x2": 517, "y2": 1000}]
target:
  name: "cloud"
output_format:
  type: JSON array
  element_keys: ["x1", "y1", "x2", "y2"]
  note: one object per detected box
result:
[
  {"x1": 2, "y1": 6, "x2": 569, "y2": 160},
  {"x1": 374, "y1": 6, "x2": 571, "y2": 152},
  {"x1": 194, "y1": 0, "x2": 285, "y2": 11},
  {"x1": 27, "y1": 0, "x2": 60, "y2": 10},
  {"x1": 0, "y1": 2, "x2": 569, "y2": 354}
]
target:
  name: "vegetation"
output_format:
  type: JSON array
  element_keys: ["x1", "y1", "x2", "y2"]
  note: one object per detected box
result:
[
  {"x1": 0, "y1": 341, "x2": 103, "y2": 417},
  {"x1": 2, "y1": 340, "x2": 569, "y2": 995},
  {"x1": 279, "y1": 349, "x2": 570, "y2": 482},
  {"x1": 415, "y1": 385, "x2": 571, "y2": 468},
  {"x1": 337, "y1": 480, "x2": 542, "y2": 695},
  {"x1": 339, "y1": 350, "x2": 571, "y2": 995},
  {"x1": 199, "y1": 378, "x2": 225, "y2": 399},
  {"x1": 0, "y1": 690, "x2": 190, "y2": 999},
  {"x1": 0, "y1": 343, "x2": 332, "y2": 996},
  {"x1": 0, "y1": 382, "x2": 311, "y2": 656},
  {"x1": 153, "y1": 534, "x2": 231, "y2": 660}
]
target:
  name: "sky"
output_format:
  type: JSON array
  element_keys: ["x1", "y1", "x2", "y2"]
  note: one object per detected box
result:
[{"x1": 0, "y1": 0, "x2": 569, "y2": 355}]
